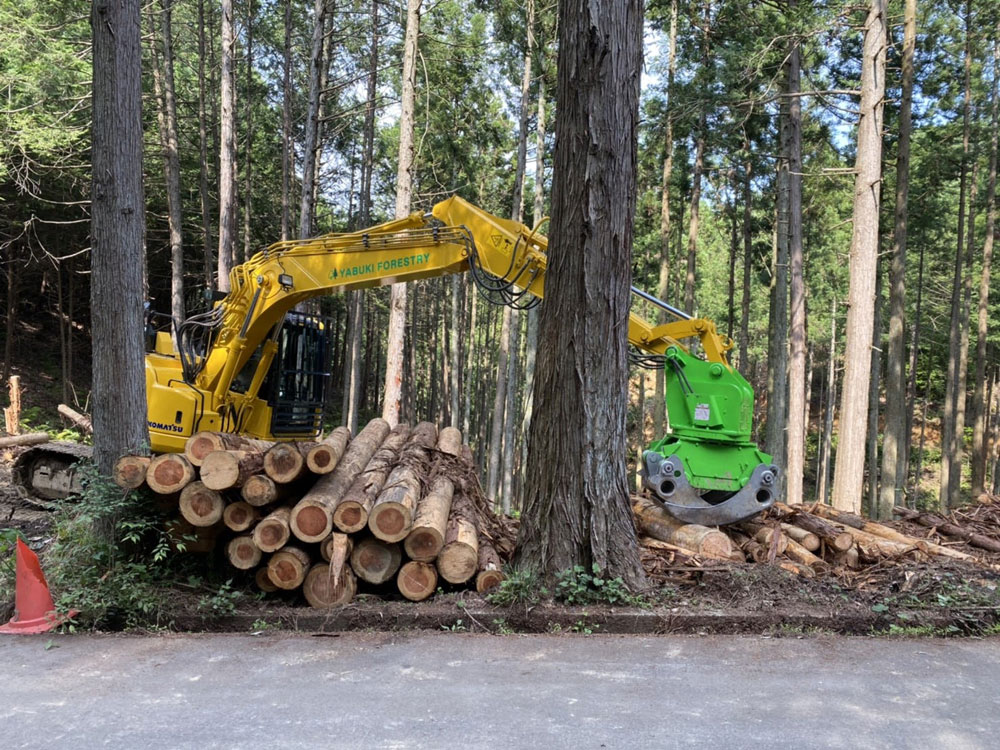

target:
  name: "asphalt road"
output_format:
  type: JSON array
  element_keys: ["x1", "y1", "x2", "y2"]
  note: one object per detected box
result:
[{"x1": 1, "y1": 632, "x2": 997, "y2": 749}]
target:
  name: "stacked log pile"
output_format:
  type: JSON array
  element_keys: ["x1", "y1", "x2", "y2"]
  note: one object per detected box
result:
[
  {"x1": 635, "y1": 495, "x2": 1000, "y2": 580},
  {"x1": 114, "y1": 420, "x2": 511, "y2": 608}
]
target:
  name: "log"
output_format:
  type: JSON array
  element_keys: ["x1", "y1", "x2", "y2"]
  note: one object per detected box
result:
[
  {"x1": 184, "y1": 431, "x2": 273, "y2": 466},
  {"x1": 291, "y1": 419, "x2": 391, "y2": 542},
  {"x1": 320, "y1": 533, "x2": 353, "y2": 589},
  {"x1": 475, "y1": 534, "x2": 504, "y2": 593},
  {"x1": 806, "y1": 502, "x2": 973, "y2": 561},
  {"x1": 255, "y1": 568, "x2": 278, "y2": 593},
  {"x1": 146, "y1": 453, "x2": 197, "y2": 494},
  {"x1": 838, "y1": 525, "x2": 924, "y2": 558},
  {"x1": 350, "y1": 537, "x2": 402, "y2": 585},
  {"x1": 779, "y1": 506, "x2": 854, "y2": 552},
  {"x1": 305, "y1": 426, "x2": 352, "y2": 474},
  {"x1": 252, "y1": 506, "x2": 292, "y2": 553},
  {"x1": 227, "y1": 535, "x2": 262, "y2": 570},
  {"x1": 436, "y1": 426, "x2": 463, "y2": 456},
  {"x1": 893, "y1": 506, "x2": 1000, "y2": 553},
  {"x1": 368, "y1": 422, "x2": 438, "y2": 542},
  {"x1": 779, "y1": 522, "x2": 820, "y2": 552},
  {"x1": 57, "y1": 404, "x2": 92, "y2": 434},
  {"x1": 778, "y1": 560, "x2": 816, "y2": 578},
  {"x1": 0, "y1": 431, "x2": 48, "y2": 449},
  {"x1": 200, "y1": 449, "x2": 265, "y2": 490},
  {"x1": 223, "y1": 501, "x2": 259, "y2": 532},
  {"x1": 334, "y1": 424, "x2": 411, "y2": 533},
  {"x1": 263, "y1": 441, "x2": 316, "y2": 483},
  {"x1": 634, "y1": 498, "x2": 733, "y2": 559},
  {"x1": 784, "y1": 537, "x2": 830, "y2": 572},
  {"x1": 267, "y1": 546, "x2": 311, "y2": 590},
  {"x1": 177, "y1": 481, "x2": 223, "y2": 527},
  {"x1": 4, "y1": 375, "x2": 20, "y2": 435},
  {"x1": 437, "y1": 493, "x2": 479, "y2": 584},
  {"x1": 113, "y1": 455, "x2": 150, "y2": 489},
  {"x1": 241, "y1": 474, "x2": 294, "y2": 507},
  {"x1": 397, "y1": 561, "x2": 438, "y2": 602},
  {"x1": 303, "y1": 563, "x2": 357, "y2": 607},
  {"x1": 833, "y1": 547, "x2": 860, "y2": 570},
  {"x1": 403, "y1": 476, "x2": 454, "y2": 562}
]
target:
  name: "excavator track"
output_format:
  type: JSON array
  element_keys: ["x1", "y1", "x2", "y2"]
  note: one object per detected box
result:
[{"x1": 12, "y1": 442, "x2": 93, "y2": 508}]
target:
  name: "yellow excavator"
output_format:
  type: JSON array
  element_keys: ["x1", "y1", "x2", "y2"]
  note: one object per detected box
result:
[{"x1": 22, "y1": 196, "x2": 778, "y2": 524}]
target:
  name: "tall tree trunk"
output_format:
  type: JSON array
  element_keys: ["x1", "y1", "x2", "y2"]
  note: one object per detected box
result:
[
  {"x1": 830, "y1": 0, "x2": 887, "y2": 514},
  {"x1": 952, "y1": 159, "x2": 978, "y2": 502},
  {"x1": 877, "y1": 0, "x2": 915, "y2": 519},
  {"x1": 972, "y1": 31, "x2": 999, "y2": 498},
  {"x1": 866, "y1": 256, "x2": 883, "y2": 515},
  {"x1": 197, "y1": 0, "x2": 214, "y2": 288},
  {"x1": 739, "y1": 159, "x2": 752, "y2": 372},
  {"x1": 684, "y1": 1, "x2": 710, "y2": 316},
  {"x1": 766, "y1": 111, "x2": 789, "y2": 472},
  {"x1": 941, "y1": 1, "x2": 974, "y2": 510},
  {"x1": 156, "y1": 0, "x2": 184, "y2": 331},
  {"x1": 785, "y1": 15, "x2": 806, "y2": 506},
  {"x1": 299, "y1": 0, "x2": 327, "y2": 239},
  {"x1": 902, "y1": 241, "x2": 925, "y2": 498},
  {"x1": 653, "y1": 0, "x2": 679, "y2": 435},
  {"x1": 516, "y1": 0, "x2": 645, "y2": 588},
  {"x1": 383, "y1": 0, "x2": 421, "y2": 426},
  {"x1": 817, "y1": 300, "x2": 837, "y2": 503},
  {"x1": 91, "y1": 0, "x2": 148, "y2": 473},
  {"x1": 242, "y1": 0, "x2": 255, "y2": 262},
  {"x1": 486, "y1": 308, "x2": 511, "y2": 501},
  {"x1": 280, "y1": 0, "x2": 292, "y2": 242},
  {"x1": 217, "y1": 0, "x2": 238, "y2": 292}
]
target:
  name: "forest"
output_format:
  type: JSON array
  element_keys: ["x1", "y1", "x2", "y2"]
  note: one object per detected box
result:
[{"x1": 1, "y1": 0, "x2": 999, "y2": 523}]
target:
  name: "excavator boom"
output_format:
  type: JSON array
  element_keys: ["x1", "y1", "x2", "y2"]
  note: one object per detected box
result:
[{"x1": 140, "y1": 195, "x2": 776, "y2": 525}]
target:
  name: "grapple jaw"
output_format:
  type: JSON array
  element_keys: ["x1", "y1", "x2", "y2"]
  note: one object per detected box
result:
[{"x1": 640, "y1": 450, "x2": 779, "y2": 527}]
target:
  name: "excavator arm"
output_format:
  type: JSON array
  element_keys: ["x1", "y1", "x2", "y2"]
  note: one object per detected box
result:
[{"x1": 144, "y1": 195, "x2": 777, "y2": 524}]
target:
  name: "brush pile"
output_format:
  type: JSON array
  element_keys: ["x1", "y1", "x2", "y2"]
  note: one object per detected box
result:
[
  {"x1": 114, "y1": 420, "x2": 512, "y2": 607},
  {"x1": 636, "y1": 494, "x2": 1000, "y2": 583}
]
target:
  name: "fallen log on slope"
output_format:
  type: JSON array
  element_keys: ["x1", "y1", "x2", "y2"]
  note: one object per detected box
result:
[
  {"x1": 263, "y1": 441, "x2": 316, "y2": 484},
  {"x1": 404, "y1": 476, "x2": 454, "y2": 562},
  {"x1": 633, "y1": 497, "x2": 733, "y2": 560},
  {"x1": 334, "y1": 424, "x2": 411, "y2": 533},
  {"x1": 200, "y1": 449, "x2": 265, "y2": 490},
  {"x1": 893, "y1": 506, "x2": 1000, "y2": 554},
  {"x1": 57, "y1": 404, "x2": 92, "y2": 434},
  {"x1": 185, "y1": 432, "x2": 273, "y2": 466},
  {"x1": 290, "y1": 419, "x2": 391, "y2": 542},
  {"x1": 368, "y1": 422, "x2": 438, "y2": 543},
  {"x1": 305, "y1": 426, "x2": 352, "y2": 474}
]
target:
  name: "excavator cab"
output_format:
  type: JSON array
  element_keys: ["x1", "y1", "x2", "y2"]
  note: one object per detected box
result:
[{"x1": 231, "y1": 313, "x2": 330, "y2": 436}]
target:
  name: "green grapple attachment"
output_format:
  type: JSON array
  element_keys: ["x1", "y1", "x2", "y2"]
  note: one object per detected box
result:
[{"x1": 640, "y1": 346, "x2": 779, "y2": 526}]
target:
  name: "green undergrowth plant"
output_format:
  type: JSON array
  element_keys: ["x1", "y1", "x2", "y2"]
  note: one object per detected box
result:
[
  {"x1": 486, "y1": 566, "x2": 546, "y2": 607},
  {"x1": 44, "y1": 461, "x2": 200, "y2": 630},
  {"x1": 554, "y1": 564, "x2": 647, "y2": 607}
]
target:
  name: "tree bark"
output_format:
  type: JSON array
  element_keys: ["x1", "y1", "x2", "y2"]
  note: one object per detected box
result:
[
  {"x1": 157, "y1": 0, "x2": 184, "y2": 330},
  {"x1": 280, "y1": 0, "x2": 292, "y2": 241},
  {"x1": 486, "y1": 307, "x2": 511, "y2": 502},
  {"x1": 241, "y1": 0, "x2": 255, "y2": 262},
  {"x1": 830, "y1": 0, "x2": 887, "y2": 513},
  {"x1": 335, "y1": 423, "x2": 411, "y2": 532},
  {"x1": 684, "y1": 3, "x2": 709, "y2": 316},
  {"x1": 299, "y1": 0, "x2": 327, "y2": 239},
  {"x1": 516, "y1": 0, "x2": 646, "y2": 588},
  {"x1": 973, "y1": 31, "x2": 1000, "y2": 497},
  {"x1": 878, "y1": 0, "x2": 916, "y2": 519},
  {"x1": 198, "y1": 0, "x2": 214, "y2": 285},
  {"x1": 785, "y1": 12, "x2": 805, "y2": 506},
  {"x1": 404, "y1": 475, "x2": 454, "y2": 562},
  {"x1": 739, "y1": 159, "x2": 752, "y2": 371},
  {"x1": 217, "y1": 0, "x2": 237, "y2": 292},
  {"x1": 90, "y1": 0, "x2": 148, "y2": 474},
  {"x1": 368, "y1": 422, "x2": 437, "y2": 542},
  {"x1": 382, "y1": 0, "x2": 421, "y2": 426},
  {"x1": 941, "y1": 0, "x2": 973, "y2": 511},
  {"x1": 866, "y1": 257, "x2": 884, "y2": 516}
]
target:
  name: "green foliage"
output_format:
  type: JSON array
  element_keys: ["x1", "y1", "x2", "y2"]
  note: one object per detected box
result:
[
  {"x1": 197, "y1": 580, "x2": 243, "y2": 618},
  {"x1": 19, "y1": 406, "x2": 89, "y2": 443},
  {"x1": 486, "y1": 566, "x2": 546, "y2": 607},
  {"x1": 553, "y1": 564, "x2": 646, "y2": 607},
  {"x1": 43, "y1": 462, "x2": 191, "y2": 630},
  {"x1": 442, "y1": 618, "x2": 467, "y2": 632}
]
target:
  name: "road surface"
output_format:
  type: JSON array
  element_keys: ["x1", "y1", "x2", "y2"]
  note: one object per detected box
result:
[{"x1": 1, "y1": 632, "x2": 997, "y2": 749}]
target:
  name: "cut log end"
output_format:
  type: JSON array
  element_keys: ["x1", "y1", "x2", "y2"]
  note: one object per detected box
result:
[
  {"x1": 179, "y1": 481, "x2": 224, "y2": 527},
  {"x1": 397, "y1": 561, "x2": 438, "y2": 602},
  {"x1": 113, "y1": 455, "x2": 150, "y2": 489},
  {"x1": 147, "y1": 453, "x2": 195, "y2": 494},
  {"x1": 223, "y1": 501, "x2": 258, "y2": 532},
  {"x1": 291, "y1": 502, "x2": 332, "y2": 542},
  {"x1": 267, "y1": 547, "x2": 310, "y2": 590},
  {"x1": 332, "y1": 502, "x2": 366, "y2": 533},
  {"x1": 226, "y1": 536, "x2": 262, "y2": 570},
  {"x1": 255, "y1": 567, "x2": 279, "y2": 593},
  {"x1": 403, "y1": 528, "x2": 444, "y2": 563},
  {"x1": 476, "y1": 568, "x2": 504, "y2": 594},
  {"x1": 303, "y1": 564, "x2": 357, "y2": 607},
  {"x1": 350, "y1": 538, "x2": 402, "y2": 585},
  {"x1": 368, "y1": 503, "x2": 411, "y2": 543}
]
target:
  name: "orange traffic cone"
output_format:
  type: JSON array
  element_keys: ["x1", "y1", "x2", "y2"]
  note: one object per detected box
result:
[{"x1": 0, "y1": 538, "x2": 76, "y2": 634}]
